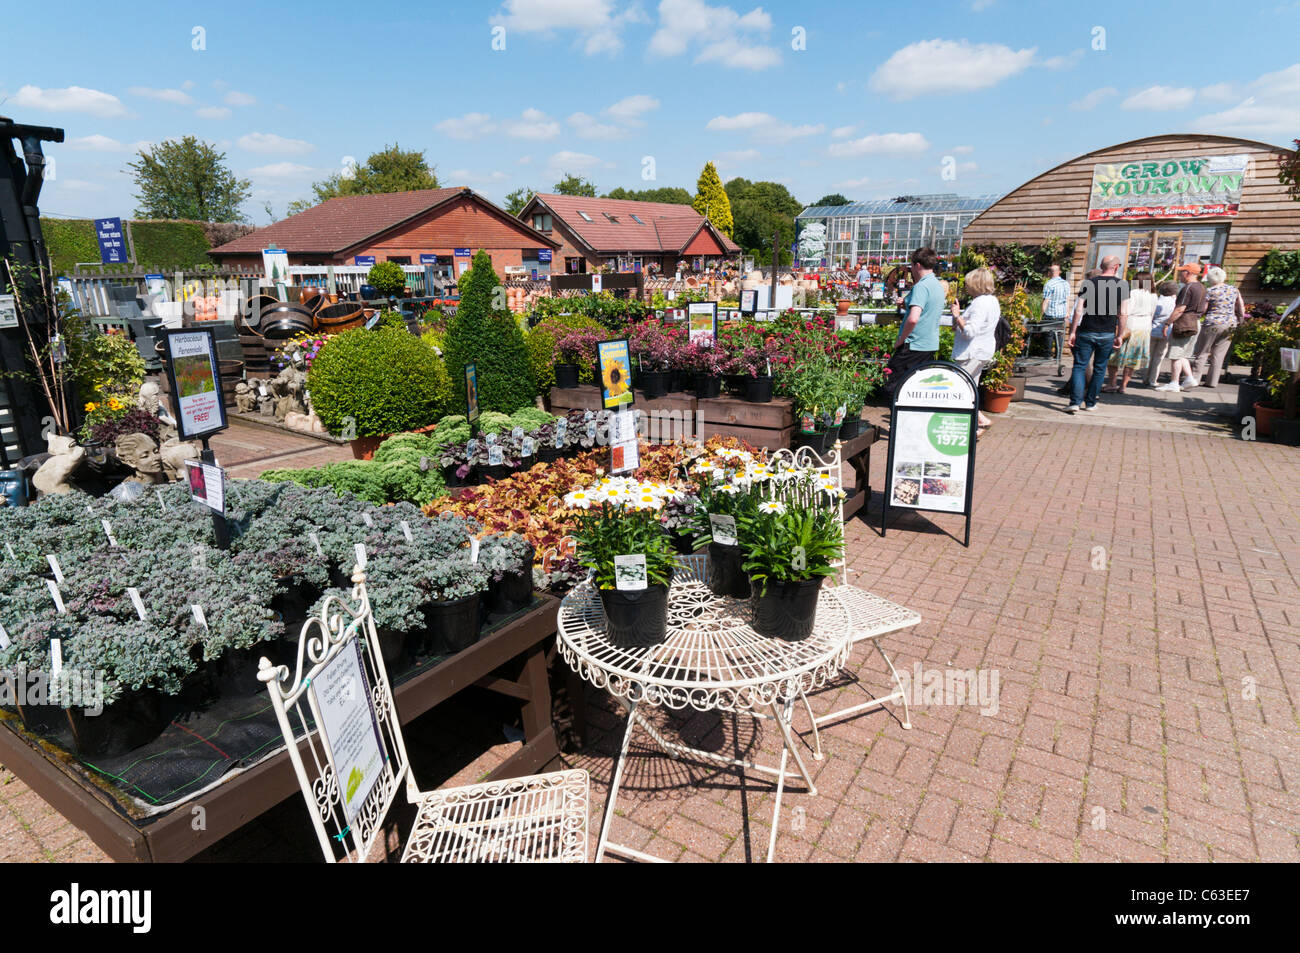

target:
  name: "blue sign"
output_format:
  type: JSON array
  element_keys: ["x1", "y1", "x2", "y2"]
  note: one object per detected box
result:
[
  {"x1": 419, "y1": 254, "x2": 439, "y2": 265},
  {"x1": 454, "y1": 248, "x2": 471, "y2": 258},
  {"x1": 354, "y1": 255, "x2": 376, "y2": 267},
  {"x1": 95, "y1": 217, "x2": 128, "y2": 264},
  {"x1": 537, "y1": 249, "x2": 552, "y2": 262}
]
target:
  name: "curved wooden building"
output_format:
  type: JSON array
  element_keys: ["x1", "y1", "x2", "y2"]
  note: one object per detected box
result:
[{"x1": 963, "y1": 134, "x2": 1298, "y2": 302}]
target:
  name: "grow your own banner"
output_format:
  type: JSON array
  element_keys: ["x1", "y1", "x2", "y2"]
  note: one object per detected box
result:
[{"x1": 1088, "y1": 154, "x2": 1249, "y2": 221}]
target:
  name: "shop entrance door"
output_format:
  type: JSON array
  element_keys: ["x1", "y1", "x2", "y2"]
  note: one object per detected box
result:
[{"x1": 1088, "y1": 225, "x2": 1228, "y2": 282}]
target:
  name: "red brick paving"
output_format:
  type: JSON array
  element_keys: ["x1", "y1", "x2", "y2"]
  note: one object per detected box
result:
[{"x1": 2, "y1": 407, "x2": 1297, "y2": 862}]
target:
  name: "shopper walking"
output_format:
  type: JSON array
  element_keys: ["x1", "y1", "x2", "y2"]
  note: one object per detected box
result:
[
  {"x1": 949, "y1": 266, "x2": 1000, "y2": 433},
  {"x1": 1066, "y1": 255, "x2": 1128, "y2": 412},
  {"x1": 885, "y1": 247, "x2": 944, "y2": 395},
  {"x1": 1103, "y1": 272, "x2": 1156, "y2": 394},
  {"x1": 1188, "y1": 266, "x2": 1244, "y2": 388},
  {"x1": 1155, "y1": 263, "x2": 1207, "y2": 392},
  {"x1": 1146, "y1": 280, "x2": 1179, "y2": 386}
]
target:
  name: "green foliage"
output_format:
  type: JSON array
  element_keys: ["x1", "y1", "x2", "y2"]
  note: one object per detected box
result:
[
  {"x1": 291, "y1": 144, "x2": 438, "y2": 212},
  {"x1": 810, "y1": 193, "x2": 851, "y2": 208},
  {"x1": 694, "y1": 162, "x2": 733, "y2": 237},
  {"x1": 526, "y1": 311, "x2": 607, "y2": 389},
  {"x1": 40, "y1": 219, "x2": 101, "y2": 275},
  {"x1": 504, "y1": 187, "x2": 536, "y2": 216},
  {"x1": 41, "y1": 218, "x2": 215, "y2": 276},
  {"x1": 1279, "y1": 138, "x2": 1300, "y2": 202},
  {"x1": 262, "y1": 439, "x2": 447, "y2": 506},
  {"x1": 64, "y1": 314, "x2": 145, "y2": 410},
  {"x1": 306, "y1": 328, "x2": 450, "y2": 436},
  {"x1": 508, "y1": 406, "x2": 554, "y2": 431},
  {"x1": 553, "y1": 173, "x2": 597, "y2": 196},
  {"x1": 432, "y1": 413, "x2": 471, "y2": 446},
  {"x1": 726, "y1": 178, "x2": 801, "y2": 263},
  {"x1": 367, "y1": 261, "x2": 407, "y2": 296},
  {"x1": 982, "y1": 290, "x2": 1030, "y2": 390},
  {"x1": 603, "y1": 186, "x2": 693, "y2": 205},
  {"x1": 969, "y1": 238, "x2": 1075, "y2": 290},
  {"x1": 442, "y1": 250, "x2": 538, "y2": 413},
  {"x1": 127, "y1": 136, "x2": 251, "y2": 222},
  {"x1": 1259, "y1": 249, "x2": 1300, "y2": 290},
  {"x1": 740, "y1": 502, "x2": 844, "y2": 595}
]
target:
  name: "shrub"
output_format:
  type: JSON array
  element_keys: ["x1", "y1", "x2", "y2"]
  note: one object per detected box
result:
[
  {"x1": 526, "y1": 311, "x2": 607, "y2": 389},
  {"x1": 367, "y1": 261, "x2": 407, "y2": 297},
  {"x1": 307, "y1": 327, "x2": 450, "y2": 436},
  {"x1": 443, "y1": 250, "x2": 538, "y2": 412}
]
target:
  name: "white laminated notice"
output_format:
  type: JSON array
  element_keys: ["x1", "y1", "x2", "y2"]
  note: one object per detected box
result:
[
  {"x1": 309, "y1": 531, "x2": 323, "y2": 556},
  {"x1": 101, "y1": 519, "x2": 118, "y2": 547},
  {"x1": 0, "y1": 621, "x2": 9, "y2": 649},
  {"x1": 191, "y1": 604, "x2": 208, "y2": 628},
  {"x1": 354, "y1": 543, "x2": 368, "y2": 570},
  {"x1": 362, "y1": 512, "x2": 374, "y2": 528},
  {"x1": 709, "y1": 513, "x2": 737, "y2": 546},
  {"x1": 400, "y1": 520, "x2": 413, "y2": 543},
  {"x1": 5, "y1": 542, "x2": 15, "y2": 559},
  {"x1": 50, "y1": 638, "x2": 63, "y2": 679},
  {"x1": 469, "y1": 536, "x2": 480, "y2": 563}
]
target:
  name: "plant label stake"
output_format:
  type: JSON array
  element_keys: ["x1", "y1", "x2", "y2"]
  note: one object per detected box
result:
[
  {"x1": 46, "y1": 579, "x2": 66, "y2": 614},
  {"x1": 362, "y1": 512, "x2": 374, "y2": 528},
  {"x1": 469, "y1": 535, "x2": 480, "y2": 563},
  {"x1": 191, "y1": 604, "x2": 208, "y2": 629},
  {"x1": 521, "y1": 436, "x2": 535, "y2": 458},
  {"x1": 309, "y1": 531, "x2": 323, "y2": 557},
  {"x1": 3, "y1": 542, "x2": 13, "y2": 559},
  {"x1": 400, "y1": 520, "x2": 413, "y2": 543},
  {"x1": 709, "y1": 514, "x2": 737, "y2": 546},
  {"x1": 46, "y1": 555, "x2": 64, "y2": 585},
  {"x1": 49, "y1": 638, "x2": 63, "y2": 680},
  {"x1": 101, "y1": 519, "x2": 118, "y2": 547},
  {"x1": 0, "y1": 622, "x2": 10, "y2": 649},
  {"x1": 127, "y1": 587, "x2": 148, "y2": 621},
  {"x1": 512, "y1": 426, "x2": 524, "y2": 441},
  {"x1": 488, "y1": 444, "x2": 504, "y2": 466},
  {"x1": 614, "y1": 554, "x2": 647, "y2": 591},
  {"x1": 354, "y1": 543, "x2": 368, "y2": 571}
]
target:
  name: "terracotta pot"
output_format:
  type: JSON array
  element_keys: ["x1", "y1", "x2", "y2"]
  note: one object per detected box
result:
[
  {"x1": 350, "y1": 421, "x2": 439, "y2": 460},
  {"x1": 836, "y1": 299, "x2": 852, "y2": 317},
  {"x1": 980, "y1": 384, "x2": 1015, "y2": 414},
  {"x1": 1253, "y1": 401, "x2": 1282, "y2": 437}
]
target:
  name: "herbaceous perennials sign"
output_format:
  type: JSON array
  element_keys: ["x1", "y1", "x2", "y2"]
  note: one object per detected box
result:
[
  {"x1": 162, "y1": 328, "x2": 228, "y2": 440},
  {"x1": 1088, "y1": 154, "x2": 1250, "y2": 221},
  {"x1": 883, "y1": 362, "x2": 977, "y2": 546}
]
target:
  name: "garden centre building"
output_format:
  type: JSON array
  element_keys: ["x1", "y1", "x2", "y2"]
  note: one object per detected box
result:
[
  {"x1": 795, "y1": 193, "x2": 1001, "y2": 269},
  {"x1": 962, "y1": 134, "x2": 1299, "y2": 302}
]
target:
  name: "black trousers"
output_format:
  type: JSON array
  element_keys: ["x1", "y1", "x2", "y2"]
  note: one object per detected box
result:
[{"x1": 885, "y1": 344, "x2": 937, "y2": 396}]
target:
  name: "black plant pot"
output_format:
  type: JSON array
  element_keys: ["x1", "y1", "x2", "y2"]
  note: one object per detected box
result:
[
  {"x1": 376, "y1": 628, "x2": 408, "y2": 668},
  {"x1": 488, "y1": 545, "x2": 535, "y2": 615},
  {"x1": 708, "y1": 542, "x2": 751, "y2": 599},
  {"x1": 1274, "y1": 417, "x2": 1300, "y2": 447},
  {"x1": 554, "y1": 363, "x2": 580, "y2": 389},
  {"x1": 538, "y1": 444, "x2": 565, "y2": 463},
  {"x1": 750, "y1": 576, "x2": 824, "y2": 641},
  {"x1": 272, "y1": 574, "x2": 321, "y2": 629},
  {"x1": 724, "y1": 373, "x2": 748, "y2": 396},
  {"x1": 745, "y1": 375, "x2": 774, "y2": 403},
  {"x1": 65, "y1": 689, "x2": 172, "y2": 759},
  {"x1": 640, "y1": 370, "x2": 668, "y2": 399},
  {"x1": 443, "y1": 464, "x2": 467, "y2": 488},
  {"x1": 1235, "y1": 378, "x2": 1270, "y2": 426},
  {"x1": 599, "y1": 583, "x2": 670, "y2": 648},
  {"x1": 668, "y1": 369, "x2": 690, "y2": 392},
  {"x1": 823, "y1": 424, "x2": 842, "y2": 446},
  {"x1": 839, "y1": 416, "x2": 862, "y2": 441},
  {"x1": 694, "y1": 374, "x2": 722, "y2": 398},
  {"x1": 670, "y1": 531, "x2": 697, "y2": 555},
  {"x1": 790, "y1": 429, "x2": 828, "y2": 454},
  {"x1": 483, "y1": 463, "x2": 517, "y2": 482},
  {"x1": 428, "y1": 592, "x2": 482, "y2": 655}
]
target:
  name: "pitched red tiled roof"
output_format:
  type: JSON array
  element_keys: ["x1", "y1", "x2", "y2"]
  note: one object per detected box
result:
[
  {"x1": 528, "y1": 193, "x2": 741, "y2": 256},
  {"x1": 210, "y1": 187, "x2": 555, "y2": 256}
]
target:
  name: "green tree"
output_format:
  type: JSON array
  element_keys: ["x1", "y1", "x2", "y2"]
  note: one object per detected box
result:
[
  {"x1": 126, "y1": 137, "x2": 251, "y2": 222},
  {"x1": 442, "y1": 250, "x2": 537, "y2": 413},
  {"x1": 290, "y1": 144, "x2": 439, "y2": 213},
  {"x1": 603, "y1": 186, "x2": 693, "y2": 205},
  {"x1": 725, "y1": 178, "x2": 802, "y2": 264},
  {"x1": 811, "y1": 193, "x2": 852, "y2": 207},
  {"x1": 504, "y1": 186, "x2": 536, "y2": 216},
  {"x1": 692, "y1": 162, "x2": 733, "y2": 237},
  {"x1": 553, "y1": 173, "x2": 597, "y2": 197}
]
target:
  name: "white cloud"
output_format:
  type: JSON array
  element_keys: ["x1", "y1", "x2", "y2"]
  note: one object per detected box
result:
[
  {"x1": 833, "y1": 177, "x2": 872, "y2": 189},
  {"x1": 449, "y1": 169, "x2": 509, "y2": 184},
  {"x1": 568, "y1": 112, "x2": 626, "y2": 139},
  {"x1": 605, "y1": 94, "x2": 659, "y2": 124},
  {"x1": 248, "y1": 162, "x2": 316, "y2": 179},
  {"x1": 1070, "y1": 86, "x2": 1117, "y2": 110},
  {"x1": 503, "y1": 108, "x2": 560, "y2": 139},
  {"x1": 650, "y1": 0, "x2": 780, "y2": 70},
  {"x1": 12, "y1": 85, "x2": 127, "y2": 117},
  {"x1": 181, "y1": 80, "x2": 196, "y2": 91},
  {"x1": 828, "y1": 132, "x2": 931, "y2": 157},
  {"x1": 970, "y1": 0, "x2": 995, "y2": 9},
  {"x1": 868, "y1": 39, "x2": 1036, "y2": 99},
  {"x1": 224, "y1": 90, "x2": 257, "y2": 107},
  {"x1": 516, "y1": 155, "x2": 534, "y2": 165},
  {"x1": 128, "y1": 85, "x2": 194, "y2": 106},
  {"x1": 706, "y1": 112, "x2": 824, "y2": 142},
  {"x1": 55, "y1": 179, "x2": 107, "y2": 193},
  {"x1": 1196, "y1": 62, "x2": 1300, "y2": 134},
  {"x1": 713, "y1": 148, "x2": 760, "y2": 165},
  {"x1": 545, "y1": 150, "x2": 603, "y2": 176},
  {"x1": 237, "y1": 132, "x2": 315, "y2": 155},
  {"x1": 490, "y1": 0, "x2": 644, "y2": 56},
  {"x1": 435, "y1": 112, "x2": 496, "y2": 139},
  {"x1": 1122, "y1": 85, "x2": 1196, "y2": 110},
  {"x1": 952, "y1": 144, "x2": 975, "y2": 155},
  {"x1": 1199, "y1": 83, "x2": 1236, "y2": 103},
  {"x1": 831, "y1": 125, "x2": 856, "y2": 139},
  {"x1": 196, "y1": 106, "x2": 233, "y2": 119},
  {"x1": 65, "y1": 134, "x2": 127, "y2": 151},
  {"x1": 1041, "y1": 49, "x2": 1084, "y2": 70}
]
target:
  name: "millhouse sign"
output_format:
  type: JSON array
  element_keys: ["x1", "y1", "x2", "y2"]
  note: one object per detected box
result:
[{"x1": 1088, "y1": 154, "x2": 1250, "y2": 221}]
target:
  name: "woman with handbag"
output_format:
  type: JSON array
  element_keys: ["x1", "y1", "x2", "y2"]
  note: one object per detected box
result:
[
  {"x1": 1103, "y1": 272, "x2": 1155, "y2": 394},
  {"x1": 1187, "y1": 266, "x2": 1245, "y2": 388},
  {"x1": 1156, "y1": 263, "x2": 1208, "y2": 393}
]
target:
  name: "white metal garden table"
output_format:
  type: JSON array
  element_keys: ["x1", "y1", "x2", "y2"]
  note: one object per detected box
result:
[{"x1": 557, "y1": 555, "x2": 853, "y2": 863}]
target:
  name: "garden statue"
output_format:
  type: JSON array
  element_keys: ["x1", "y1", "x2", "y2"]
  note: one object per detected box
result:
[
  {"x1": 32, "y1": 433, "x2": 85, "y2": 496},
  {"x1": 115, "y1": 432, "x2": 166, "y2": 486},
  {"x1": 234, "y1": 381, "x2": 257, "y2": 413},
  {"x1": 268, "y1": 364, "x2": 307, "y2": 421},
  {"x1": 137, "y1": 380, "x2": 163, "y2": 416}
]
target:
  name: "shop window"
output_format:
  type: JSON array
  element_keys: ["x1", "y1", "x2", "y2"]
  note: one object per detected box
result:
[{"x1": 386, "y1": 256, "x2": 411, "y2": 265}]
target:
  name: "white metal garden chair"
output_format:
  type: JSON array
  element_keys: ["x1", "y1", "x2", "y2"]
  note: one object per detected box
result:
[
  {"x1": 767, "y1": 443, "x2": 922, "y2": 758},
  {"x1": 259, "y1": 568, "x2": 589, "y2": 863}
]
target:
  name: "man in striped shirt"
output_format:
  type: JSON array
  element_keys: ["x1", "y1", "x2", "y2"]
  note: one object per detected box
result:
[{"x1": 1042, "y1": 264, "x2": 1071, "y2": 324}]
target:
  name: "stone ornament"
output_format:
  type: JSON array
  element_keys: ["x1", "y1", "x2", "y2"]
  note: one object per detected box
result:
[
  {"x1": 32, "y1": 433, "x2": 86, "y2": 496},
  {"x1": 115, "y1": 432, "x2": 167, "y2": 486}
]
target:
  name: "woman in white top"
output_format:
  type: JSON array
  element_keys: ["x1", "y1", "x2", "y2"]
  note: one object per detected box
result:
[
  {"x1": 949, "y1": 266, "x2": 1001, "y2": 432},
  {"x1": 1103, "y1": 271, "x2": 1156, "y2": 394},
  {"x1": 1145, "y1": 280, "x2": 1179, "y2": 386}
]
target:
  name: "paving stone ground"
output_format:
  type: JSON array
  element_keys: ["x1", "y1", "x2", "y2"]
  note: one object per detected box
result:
[{"x1": 2, "y1": 368, "x2": 1297, "y2": 863}]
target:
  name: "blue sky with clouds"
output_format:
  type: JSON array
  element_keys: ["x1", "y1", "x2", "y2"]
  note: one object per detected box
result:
[{"x1": 4, "y1": 0, "x2": 1298, "y2": 223}]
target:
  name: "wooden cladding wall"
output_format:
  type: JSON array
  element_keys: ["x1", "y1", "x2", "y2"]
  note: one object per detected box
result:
[{"x1": 963, "y1": 135, "x2": 1299, "y2": 298}]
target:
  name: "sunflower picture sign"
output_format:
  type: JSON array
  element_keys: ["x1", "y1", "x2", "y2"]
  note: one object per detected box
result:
[{"x1": 597, "y1": 338, "x2": 634, "y2": 410}]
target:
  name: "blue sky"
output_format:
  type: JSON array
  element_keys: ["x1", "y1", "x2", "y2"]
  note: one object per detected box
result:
[{"x1": 4, "y1": 0, "x2": 1299, "y2": 223}]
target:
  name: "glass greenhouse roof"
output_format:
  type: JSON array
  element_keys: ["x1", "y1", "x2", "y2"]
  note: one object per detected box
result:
[{"x1": 797, "y1": 193, "x2": 1002, "y2": 219}]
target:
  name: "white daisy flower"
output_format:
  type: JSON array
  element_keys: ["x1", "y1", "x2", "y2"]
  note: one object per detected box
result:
[
  {"x1": 563, "y1": 490, "x2": 593, "y2": 510},
  {"x1": 758, "y1": 500, "x2": 787, "y2": 515}
]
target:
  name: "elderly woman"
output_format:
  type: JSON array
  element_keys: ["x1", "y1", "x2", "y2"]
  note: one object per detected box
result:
[
  {"x1": 949, "y1": 266, "x2": 1001, "y2": 433},
  {"x1": 1103, "y1": 272, "x2": 1156, "y2": 394},
  {"x1": 1188, "y1": 266, "x2": 1245, "y2": 388}
]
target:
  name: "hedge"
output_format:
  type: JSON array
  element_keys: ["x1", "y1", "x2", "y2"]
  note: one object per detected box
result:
[{"x1": 40, "y1": 218, "x2": 249, "y2": 276}]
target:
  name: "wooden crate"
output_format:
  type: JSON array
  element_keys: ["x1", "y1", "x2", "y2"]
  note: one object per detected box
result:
[
  {"x1": 547, "y1": 386, "x2": 698, "y2": 417},
  {"x1": 697, "y1": 395, "x2": 794, "y2": 451}
]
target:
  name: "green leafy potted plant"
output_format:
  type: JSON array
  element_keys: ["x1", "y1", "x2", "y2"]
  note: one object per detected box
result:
[
  {"x1": 785, "y1": 355, "x2": 835, "y2": 452},
  {"x1": 688, "y1": 450, "x2": 762, "y2": 599},
  {"x1": 565, "y1": 478, "x2": 677, "y2": 647},
  {"x1": 367, "y1": 261, "x2": 408, "y2": 301}
]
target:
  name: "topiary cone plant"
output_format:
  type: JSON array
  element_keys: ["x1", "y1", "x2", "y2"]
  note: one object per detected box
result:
[{"x1": 443, "y1": 250, "x2": 538, "y2": 413}]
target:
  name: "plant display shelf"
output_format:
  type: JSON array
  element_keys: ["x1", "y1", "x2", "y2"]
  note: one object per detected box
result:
[{"x1": 0, "y1": 596, "x2": 561, "y2": 863}]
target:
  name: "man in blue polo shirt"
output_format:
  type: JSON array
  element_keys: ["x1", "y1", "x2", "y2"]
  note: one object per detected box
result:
[{"x1": 886, "y1": 247, "x2": 943, "y2": 395}]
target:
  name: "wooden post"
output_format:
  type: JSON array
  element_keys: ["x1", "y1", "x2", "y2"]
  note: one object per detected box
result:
[{"x1": 770, "y1": 230, "x2": 778, "y2": 312}]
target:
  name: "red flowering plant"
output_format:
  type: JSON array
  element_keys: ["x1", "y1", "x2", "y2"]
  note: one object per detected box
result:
[
  {"x1": 554, "y1": 328, "x2": 607, "y2": 366},
  {"x1": 627, "y1": 318, "x2": 685, "y2": 372},
  {"x1": 679, "y1": 339, "x2": 726, "y2": 376}
]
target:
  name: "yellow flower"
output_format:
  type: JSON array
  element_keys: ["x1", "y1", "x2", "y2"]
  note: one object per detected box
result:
[
  {"x1": 85, "y1": 402, "x2": 97, "y2": 412},
  {"x1": 108, "y1": 398, "x2": 122, "y2": 411}
]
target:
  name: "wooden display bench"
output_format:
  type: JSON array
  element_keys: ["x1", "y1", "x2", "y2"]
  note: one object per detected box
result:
[
  {"x1": 697, "y1": 394, "x2": 793, "y2": 449},
  {"x1": 0, "y1": 597, "x2": 562, "y2": 862},
  {"x1": 547, "y1": 385, "x2": 694, "y2": 416},
  {"x1": 839, "y1": 426, "x2": 879, "y2": 521}
]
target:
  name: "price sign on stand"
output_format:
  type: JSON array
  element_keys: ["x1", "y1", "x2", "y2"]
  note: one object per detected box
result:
[
  {"x1": 881, "y1": 362, "x2": 978, "y2": 547},
  {"x1": 610, "y1": 408, "x2": 639, "y2": 474},
  {"x1": 464, "y1": 363, "x2": 480, "y2": 425},
  {"x1": 185, "y1": 460, "x2": 227, "y2": 515}
]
